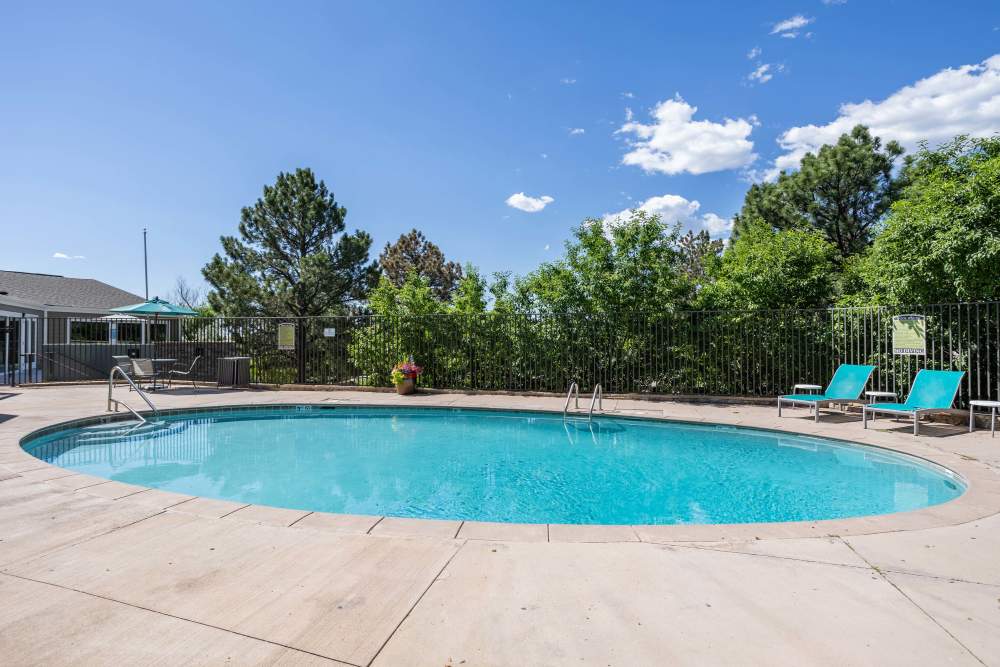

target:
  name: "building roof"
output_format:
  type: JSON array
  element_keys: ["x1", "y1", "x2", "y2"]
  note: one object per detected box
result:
[{"x1": 0, "y1": 271, "x2": 145, "y2": 312}]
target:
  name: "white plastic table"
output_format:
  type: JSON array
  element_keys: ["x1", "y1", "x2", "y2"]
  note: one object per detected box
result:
[
  {"x1": 969, "y1": 400, "x2": 1000, "y2": 437},
  {"x1": 793, "y1": 384, "x2": 822, "y2": 394},
  {"x1": 865, "y1": 390, "x2": 897, "y2": 404}
]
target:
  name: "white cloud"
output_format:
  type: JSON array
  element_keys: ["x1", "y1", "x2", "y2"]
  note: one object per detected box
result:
[
  {"x1": 544, "y1": 244, "x2": 550, "y2": 251},
  {"x1": 568, "y1": 127, "x2": 585, "y2": 135},
  {"x1": 701, "y1": 213, "x2": 734, "y2": 236},
  {"x1": 505, "y1": 192, "x2": 554, "y2": 213},
  {"x1": 747, "y1": 63, "x2": 785, "y2": 86},
  {"x1": 540, "y1": 153, "x2": 548, "y2": 159},
  {"x1": 52, "y1": 252, "x2": 85, "y2": 260},
  {"x1": 768, "y1": 54, "x2": 1000, "y2": 178},
  {"x1": 621, "y1": 91, "x2": 635, "y2": 99},
  {"x1": 771, "y1": 15, "x2": 813, "y2": 38},
  {"x1": 604, "y1": 193, "x2": 733, "y2": 238},
  {"x1": 560, "y1": 77, "x2": 576, "y2": 85},
  {"x1": 747, "y1": 46, "x2": 761, "y2": 60},
  {"x1": 618, "y1": 95, "x2": 757, "y2": 175},
  {"x1": 822, "y1": 0, "x2": 847, "y2": 5},
  {"x1": 771, "y1": 15, "x2": 813, "y2": 37},
  {"x1": 748, "y1": 64, "x2": 773, "y2": 84}
]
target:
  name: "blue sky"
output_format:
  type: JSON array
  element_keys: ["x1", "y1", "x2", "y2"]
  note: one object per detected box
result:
[{"x1": 2, "y1": 1, "x2": 998, "y2": 300}]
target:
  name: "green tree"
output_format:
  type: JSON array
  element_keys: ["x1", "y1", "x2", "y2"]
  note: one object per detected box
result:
[
  {"x1": 676, "y1": 229, "x2": 724, "y2": 281},
  {"x1": 451, "y1": 265, "x2": 488, "y2": 314},
  {"x1": 367, "y1": 273, "x2": 446, "y2": 317},
  {"x1": 516, "y1": 211, "x2": 692, "y2": 314},
  {"x1": 734, "y1": 125, "x2": 905, "y2": 260},
  {"x1": 848, "y1": 136, "x2": 1000, "y2": 304},
  {"x1": 700, "y1": 221, "x2": 839, "y2": 310},
  {"x1": 378, "y1": 229, "x2": 463, "y2": 300},
  {"x1": 203, "y1": 168, "x2": 377, "y2": 316}
]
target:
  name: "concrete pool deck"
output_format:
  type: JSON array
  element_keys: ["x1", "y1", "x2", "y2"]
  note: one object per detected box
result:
[{"x1": 1, "y1": 385, "x2": 999, "y2": 665}]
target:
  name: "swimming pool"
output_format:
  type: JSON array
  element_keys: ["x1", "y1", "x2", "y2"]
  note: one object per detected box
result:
[{"x1": 22, "y1": 406, "x2": 964, "y2": 525}]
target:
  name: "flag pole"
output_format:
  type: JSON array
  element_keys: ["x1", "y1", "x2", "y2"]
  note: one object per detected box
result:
[{"x1": 143, "y1": 228, "x2": 149, "y2": 300}]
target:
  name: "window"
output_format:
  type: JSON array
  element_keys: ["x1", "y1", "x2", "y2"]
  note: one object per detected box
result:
[
  {"x1": 69, "y1": 321, "x2": 109, "y2": 343},
  {"x1": 117, "y1": 322, "x2": 142, "y2": 343},
  {"x1": 149, "y1": 322, "x2": 169, "y2": 342}
]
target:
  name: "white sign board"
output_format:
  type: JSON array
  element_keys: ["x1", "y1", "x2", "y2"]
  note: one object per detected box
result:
[
  {"x1": 323, "y1": 327, "x2": 336, "y2": 338},
  {"x1": 892, "y1": 314, "x2": 926, "y2": 355},
  {"x1": 277, "y1": 323, "x2": 296, "y2": 350}
]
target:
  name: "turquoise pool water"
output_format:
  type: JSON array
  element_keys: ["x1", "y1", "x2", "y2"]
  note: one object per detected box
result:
[{"x1": 22, "y1": 406, "x2": 964, "y2": 525}]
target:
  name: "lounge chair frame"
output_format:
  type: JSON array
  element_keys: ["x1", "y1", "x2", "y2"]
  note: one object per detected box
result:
[
  {"x1": 777, "y1": 364, "x2": 876, "y2": 423},
  {"x1": 778, "y1": 396, "x2": 857, "y2": 423},
  {"x1": 862, "y1": 370, "x2": 965, "y2": 436}
]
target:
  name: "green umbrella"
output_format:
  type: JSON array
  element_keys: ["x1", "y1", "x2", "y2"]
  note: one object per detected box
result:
[
  {"x1": 111, "y1": 297, "x2": 196, "y2": 359},
  {"x1": 110, "y1": 296, "x2": 197, "y2": 316}
]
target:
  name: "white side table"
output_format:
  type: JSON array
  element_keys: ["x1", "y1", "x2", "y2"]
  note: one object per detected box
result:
[
  {"x1": 969, "y1": 400, "x2": 1000, "y2": 437},
  {"x1": 865, "y1": 390, "x2": 897, "y2": 404},
  {"x1": 864, "y1": 391, "x2": 897, "y2": 420},
  {"x1": 793, "y1": 384, "x2": 822, "y2": 394}
]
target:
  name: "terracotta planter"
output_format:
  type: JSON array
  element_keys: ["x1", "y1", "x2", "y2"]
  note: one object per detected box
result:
[{"x1": 395, "y1": 378, "x2": 416, "y2": 395}]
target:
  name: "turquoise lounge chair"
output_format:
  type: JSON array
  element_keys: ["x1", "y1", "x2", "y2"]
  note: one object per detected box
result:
[
  {"x1": 863, "y1": 369, "x2": 965, "y2": 436},
  {"x1": 778, "y1": 364, "x2": 876, "y2": 423}
]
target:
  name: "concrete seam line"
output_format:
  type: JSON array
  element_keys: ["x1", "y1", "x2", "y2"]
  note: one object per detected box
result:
[
  {"x1": 287, "y1": 511, "x2": 314, "y2": 528},
  {"x1": 365, "y1": 540, "x2": 467, "y2": 667},
  {"x1": 71, "y1": 479, "x2": 121, "y2": 491},
  {"x1": 453, "y1": 520, "x2": 464, "y2": 539},
  {"x1": 875, "y1": 567, "x2": 1000, "y2": 588},
  {"x1": 666, "y1": 542, "x2": 872, "y2": 571},
  {"x1": 838, "y1": 537, "x2": 987, "y2": 667},
  {"x1": 0, "y1": 509, "x2": 167, "y2": 571},
  {"x1": 155, "y1": 495, "x2": 200, "y2": 511},
  {"x1": 217, "y1": 503, "x2": 251, "y2": 518},
  {"x1": 366, "y1": 516, "x2": 385, "y2": 535},
  {"x1": 109, "y1": 487, "x2": 154, "y2": 501},
  {"x1": 164, "y1": 495, "x2": 198, "y2": 509},
  {"x1": 0, "y1": 572, "x2": 355, "y2": 666}
]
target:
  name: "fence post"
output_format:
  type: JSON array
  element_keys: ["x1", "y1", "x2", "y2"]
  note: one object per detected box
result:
[
  {"x1": 3, "y1": 317, "x2": 10, "y2": 387},
  {"x1": 296, "y1": 318, "x2": 306, "y2": 384},
  {"x1": 19, "y1": 314, "x2": 26, "y2": 386}
]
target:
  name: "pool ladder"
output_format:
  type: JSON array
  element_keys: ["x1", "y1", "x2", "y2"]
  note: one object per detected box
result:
[
  {"x1": 108, "y1": 365, "x2": 160, "y2": 424},
  {"x1": 563, "y1": 382, "x2": 603, "y2": 421}
]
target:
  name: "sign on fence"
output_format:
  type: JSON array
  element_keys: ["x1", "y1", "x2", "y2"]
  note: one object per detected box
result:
[
  {"x1": 323, "y1": 327, "x2": 336, "y2": 338},
  {"x1": 277, "y1": 323, "x2": 296, "y2": 350},
  {"x1": 892, "y1": 314, "x2": 926, "y2": 355}
]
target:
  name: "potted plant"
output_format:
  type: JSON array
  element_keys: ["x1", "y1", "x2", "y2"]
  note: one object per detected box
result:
[{"x1": 390, "y1": 357, "x2": 423, "y2": 395}]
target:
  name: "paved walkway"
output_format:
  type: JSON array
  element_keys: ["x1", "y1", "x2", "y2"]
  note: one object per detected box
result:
[{"x1": 1, "y1": 385, "x2": 998, "y2": 665}]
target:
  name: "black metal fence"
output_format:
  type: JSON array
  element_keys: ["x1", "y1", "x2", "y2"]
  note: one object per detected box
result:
[{"x1": 6, "y1": 303, "x2": 1000, "y2": 406}]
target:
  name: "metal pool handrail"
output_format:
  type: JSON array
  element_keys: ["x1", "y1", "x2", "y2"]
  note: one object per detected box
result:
[
  {"x1": 108, "y1": 365, "x2": 158, "y2": 424},
  {"x1": 589, "y1": 384, "x2": 603, "y2": 420},
  {"x1": 563, "y1": 381, "x2": 580, "y2": 416}
]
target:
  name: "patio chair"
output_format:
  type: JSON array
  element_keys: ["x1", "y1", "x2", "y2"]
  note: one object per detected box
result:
[
  {"x1": 130, "y1": 358, "x2": 164, "y2": 390},
  {"x1": 168, "y1": 355, "x2": 202, "y2": 388},
  {"x1": 778, "y1": 364, "x2": 876, "y2": 423},
  {"x1": 863, "y1": 369, "x2": 965, "y2": 436},
  {"x1": 111, "y1": 355, "x2": 134, "y2": 390}
]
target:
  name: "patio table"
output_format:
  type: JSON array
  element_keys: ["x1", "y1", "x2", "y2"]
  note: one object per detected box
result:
[
  {"x1": 969, "y1": 400, "x2": 1000, "y2": 437},
  {"x1": 865, "y1": 390, "x2": 897, "y2": 403},
  {"x1": 862, "y1": 391, "x2": 898, "y2": 420},
  {"x1": 131, "y1": 358, "x2": 176, "y2": 391}
]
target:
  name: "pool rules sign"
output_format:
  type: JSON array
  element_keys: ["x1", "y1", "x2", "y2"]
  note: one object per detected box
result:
[
  {"x1": 892, "y1": 314, "x2": 926, "y2": 355},
  {"x1": 277, "y1": 323, "x2": 296, "y2": 350}
]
